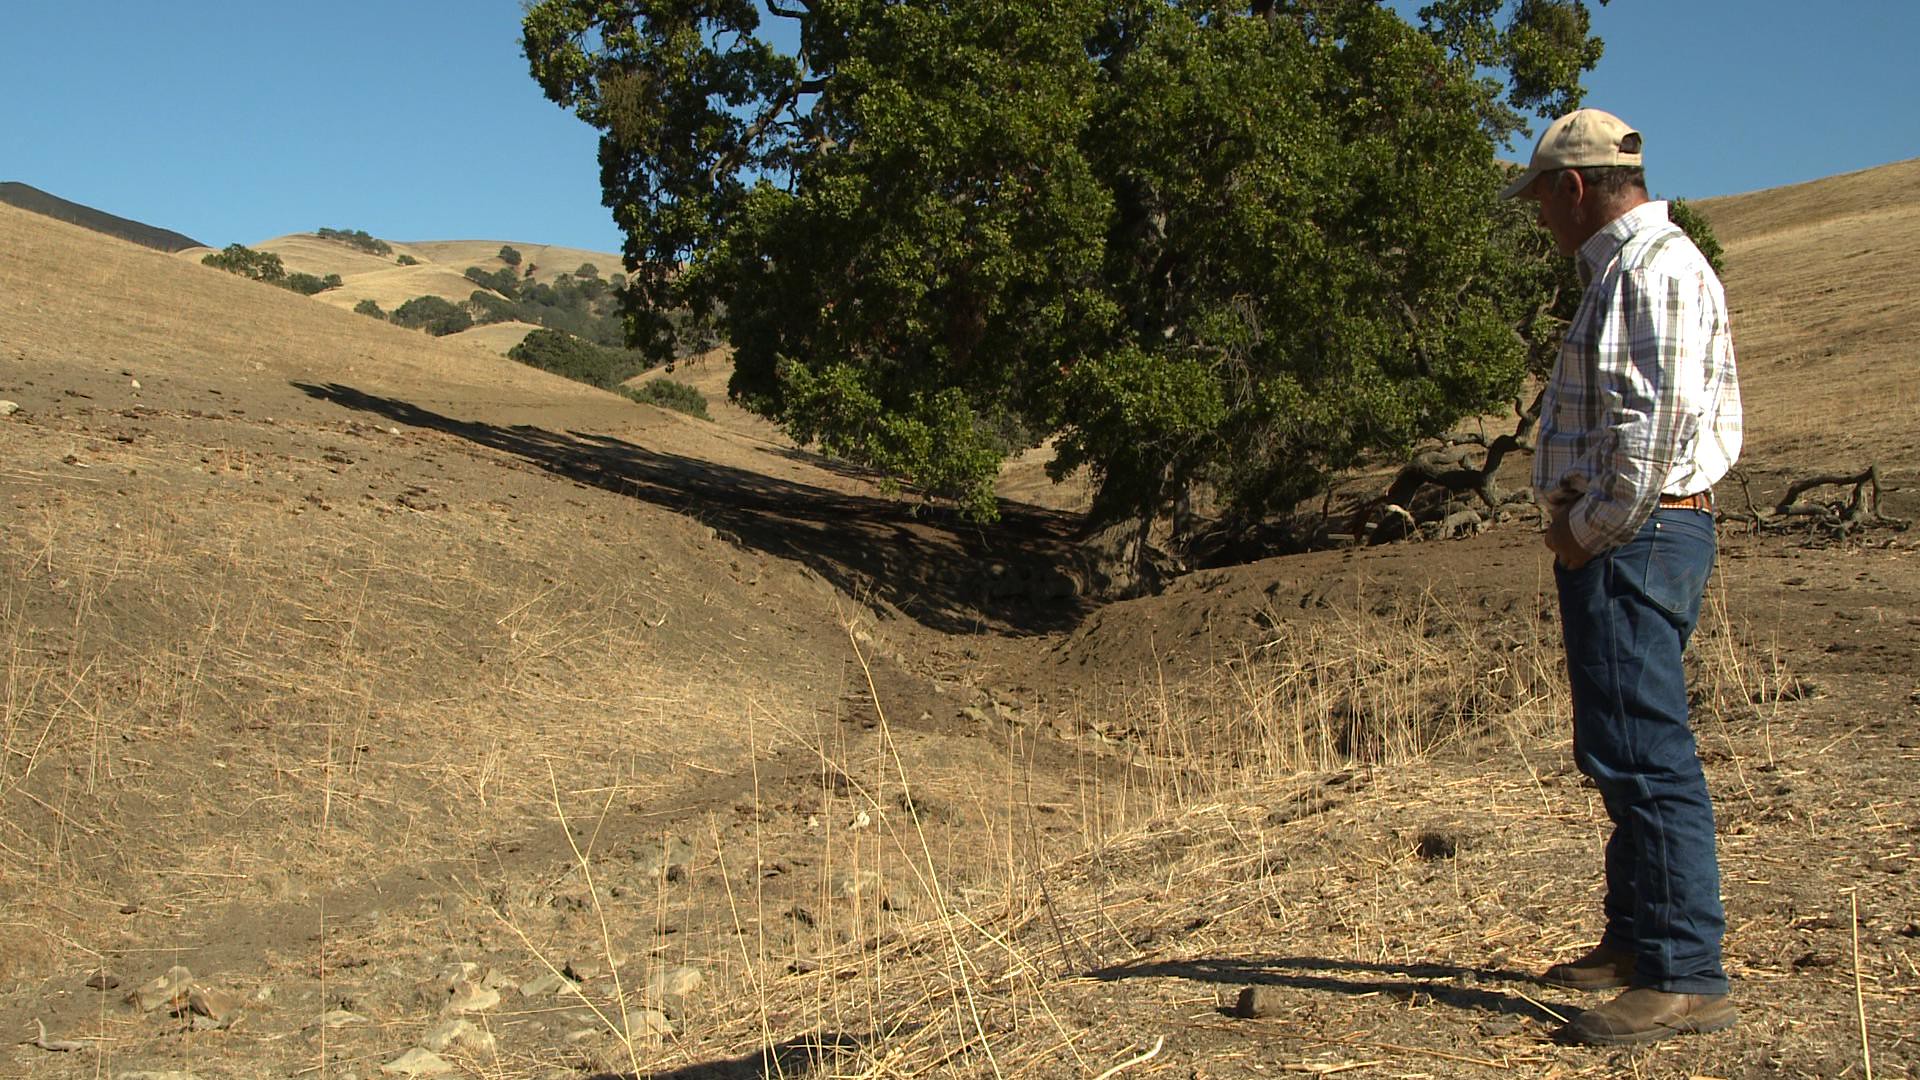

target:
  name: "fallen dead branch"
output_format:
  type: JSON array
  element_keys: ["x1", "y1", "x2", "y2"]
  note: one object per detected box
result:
[{"x1": 1723, "y1": 465, "x2": 1910, "y2": 540}]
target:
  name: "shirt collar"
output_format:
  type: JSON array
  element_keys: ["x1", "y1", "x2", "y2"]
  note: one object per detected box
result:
[{"x1": 1577, "y1": 200, "x2": 1670, "y2": 283}]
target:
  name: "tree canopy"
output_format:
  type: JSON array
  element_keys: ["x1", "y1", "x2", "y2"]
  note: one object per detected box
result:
[{"x1": 525, "y1": 0, "x2": 1608, "y2": 527}]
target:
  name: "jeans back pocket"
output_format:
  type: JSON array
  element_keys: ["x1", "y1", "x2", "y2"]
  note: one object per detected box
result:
[{"x1": 1625, "y1": 511, "x2": 1716, "y2": 620}]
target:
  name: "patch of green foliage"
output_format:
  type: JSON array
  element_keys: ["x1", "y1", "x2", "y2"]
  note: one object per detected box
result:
[
  {"x1": 390, "y1": 295, "x2": 473, "y2": 336},
  {"x1": 203, "y1": 243, "x2": 286, "y2": 283},
  {"x1": 526, "y1": 0, "x2": 1612, "y2": 525},
  {"x1": 395, "y1": 254, "x2": 421, "y2": 266},
  {"x1": 498, "y1": 245, "x2": 523, "y2": 267},
  {"x1": 204, "y1": 245, "x2": 349, "y2": 299},
  {"x1": 354, "y1": 299, "x2": 386, "y2": 318},
  {"x1": 465, "y1": 266, "x2": 521, "y2": 298},
  {"x1": 285, "y1": 272, "x2": 343, "y2": 296},
  {"x1": 316, "y1": 227, "x2": 393, "y2": 257},
  {"x1": 508, "y1": 328, "x2": 652, "y2": 388},
  {"x1": 621, "y1": 377, "x2": 710, "y2": 419},
  {"x1": 455, "y1": 268, "x2": 631, "y2": 345}
]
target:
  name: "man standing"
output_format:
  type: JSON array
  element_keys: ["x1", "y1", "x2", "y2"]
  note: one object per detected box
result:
[{"x1": 1503, "y1": 109, "x2": 1744, "y2": 1046}]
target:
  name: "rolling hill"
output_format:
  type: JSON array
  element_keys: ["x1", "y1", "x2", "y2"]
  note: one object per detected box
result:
[
  {"x1": 0, "y1": 180, "x2": 205, "y2": 252},
  {"x1": 0, "y1": 158, "x2": 1915, "y2": 1079}
]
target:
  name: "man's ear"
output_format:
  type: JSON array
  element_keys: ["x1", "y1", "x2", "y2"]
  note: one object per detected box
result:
[{"x1": 1559, "y1": 168, "x2": 1586, "y2": 205}]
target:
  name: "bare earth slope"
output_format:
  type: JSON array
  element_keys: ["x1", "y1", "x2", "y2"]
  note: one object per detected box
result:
[
  {"x1": 2, "y1": 157, "x2": 1916, "y2": 1080},
  {"x1": 1697, "y1": 157, "x2": 1920, "y2": 517}
]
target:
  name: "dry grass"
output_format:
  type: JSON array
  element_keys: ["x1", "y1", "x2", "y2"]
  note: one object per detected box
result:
[
  {"x1": 437, "y1": 576, "x2": 1810, "y2": 1079},
  {"x1": 5, "y1": 162, "x2": 1918, "y2": 1079}
]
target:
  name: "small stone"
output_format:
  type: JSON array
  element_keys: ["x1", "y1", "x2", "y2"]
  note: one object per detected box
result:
[
  {"x1": 0, "y1": 401, "x2": 19, "y2": 416},
  {"x1": 127, "y1": 965, "x2": 193, "y2": 1012},
  {"x1": 315, "y1": 1009, "x2": 366, "y2": 1029},
  {"x1": 188, "y1": 986, "x2": 245, "y2": 1026},
  {"x1": 621, "y1": 1007, "x2": 673, "y2": 1045},
  {"x1": 563, "y1": 957, "x2": 605, "y2": 982},
  {"x1": 381, "y1": 1048, "x2": 453, "y2": 1077},
  {"x1": 387, "y1": 427, "x2": 401, "y2": 436},
  {"x1": 646, "y1": 965, "x2": 704, "y2": 1001},
  {"x1": 423, "y1": 1018, "x2": 495, "y2": 1054},
  {"x1": 433, "y1": 962, "x2": 479, "y2": 988},
  {"x1": 84, "y1": 969, "x2": 121, "y2": 991},
  {"x1": 117, "y1": 1072, "x2": 203, "y2": 1080},
  {"x1": 443, "y1": 981, "x2": 500, "y2": 1015},
  {"x1": 130, "y1": 378, "x2": 141, "y2": 390},
  {"x1": 520, "y1": 972, "x2": 571, "y2": 998},
  {"x1": 1234, "y1": 985, "x2": 1287, "y2": 1019},
  {"x1": 119, "y1": 903, "x2": 140, "y2": 915},
  {"x1": 480, "y1": 967, "x2": 514, "y2": 990}
]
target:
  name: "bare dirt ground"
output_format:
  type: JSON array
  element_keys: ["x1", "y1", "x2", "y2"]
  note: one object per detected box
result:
[{"x1": 2, "y1": 160, "x2": 1916, "y2": 1080}]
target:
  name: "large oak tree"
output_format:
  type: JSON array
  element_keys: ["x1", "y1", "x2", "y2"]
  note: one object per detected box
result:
[{"x1": 524, "y1": 0, "x2": 1606, "y2": 537}]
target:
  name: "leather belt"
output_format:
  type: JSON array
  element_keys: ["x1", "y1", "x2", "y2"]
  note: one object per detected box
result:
[{"x1": 1658, "y1": 490, "x2": 1714, "y2": 512}]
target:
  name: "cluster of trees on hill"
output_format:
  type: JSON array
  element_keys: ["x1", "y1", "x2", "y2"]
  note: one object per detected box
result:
[
  {"x1": 352, "y1": 258, "x2": 632, "y2": 347},
  {"x1": 508, "y1": 329, "x2": 710, "y2": 418},
  {"x1": 315, "y1": 227, "x2": 394, "y2": 257},
  {"x1": 202, "y1": 244, "x2": 342, "y2": 296},
  {"x1": 521, "y1": 0, "x2": 1679, "y2": 559},
  {"x1": 461, "y1": 261, "x2": 627, "y2": 343},
  {"x1": 508, "y1": 327, "x2": 649, "y2": 386}
]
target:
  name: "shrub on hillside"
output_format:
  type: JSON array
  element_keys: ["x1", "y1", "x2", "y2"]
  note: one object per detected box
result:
[
  {"x1": 464, "y1": 265, "x2": 520, "y2": 297},
  {"x1": 354, "y1": 299, "x2": 387, "y2": 319},
  {"x1": 622, "y1": 378, "x2": 710, "y2": 420},
  {"x1": 395, "y1": 254, "x2": 420, "y2": 266},
  {"x1": 498, "y1": 245, "x2": 522, "y2": 267},
  {"x1": 391, "y1": 295, "x2": 472, "y2": 336},
  {"x1": 285, "y1": 271, "x2": 343, "y2": 296},
  {"x1": 203, "y1": 243, "x2": 286, "y2": 283},
  {"x1": 316, "y1": 227, "x2": 393, "y2": 256},
  {"x1": 469, "y1": 290, "x2": 517, "y2": 325},
  {"x1": 508, "y1": 328, "x2": 650, "y2": 388}
]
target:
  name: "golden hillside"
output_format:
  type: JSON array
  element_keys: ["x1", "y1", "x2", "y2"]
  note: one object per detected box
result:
[{"x1": 1, "y1": 156, "x2": 1915, "y2": 1079}]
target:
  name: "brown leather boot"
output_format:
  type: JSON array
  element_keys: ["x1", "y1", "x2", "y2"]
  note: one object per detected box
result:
[
  {"x1": 1539, "y1": 944, "x2": 1634, "y2": 991},
  {"x1": 1562, "y1": 988, "x2": 1737, "y2": 1046}
]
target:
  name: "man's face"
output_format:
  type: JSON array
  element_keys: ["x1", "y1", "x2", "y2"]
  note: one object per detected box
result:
[{"x1": 1528, "y1": 170, "x2": 1585, "y2": 257}]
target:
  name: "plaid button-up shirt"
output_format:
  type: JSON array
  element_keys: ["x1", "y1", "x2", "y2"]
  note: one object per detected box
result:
[{"x1": 1533, "y1": 200, "x2": 1744, "y2": 555}]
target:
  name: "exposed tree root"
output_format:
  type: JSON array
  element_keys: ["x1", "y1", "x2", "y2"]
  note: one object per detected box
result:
[{"x1": 1354, "y1": 394, "x2": 1542, "y2": 545}]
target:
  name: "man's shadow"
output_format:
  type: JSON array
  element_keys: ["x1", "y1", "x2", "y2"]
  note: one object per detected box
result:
[
  {"x1": 583, "y1": 1031, "x2": 867, "y2": 1080},
  {"x1": 292, "y1": 381, "x2": 1088, "y2": 635},
  {"x1": 1091, "y1": 954, "x2": 1580, "y2": 1025}
]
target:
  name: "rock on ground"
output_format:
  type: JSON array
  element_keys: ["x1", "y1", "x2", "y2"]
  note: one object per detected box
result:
[{"x1": 381, "y1": 1047, "x2": 454, "y2": 1077}]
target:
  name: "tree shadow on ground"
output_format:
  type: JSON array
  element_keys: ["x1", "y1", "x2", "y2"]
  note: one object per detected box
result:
[
  {"x1": 1090, "y1": 955, "x2": 1580, "y2": 1024},
  {"x1": 584, "y1": 1032, "x2": 865, "y2": 1080},
  {"x1": 293, "y1": 382, "x2": 1087, "y2": 635}
]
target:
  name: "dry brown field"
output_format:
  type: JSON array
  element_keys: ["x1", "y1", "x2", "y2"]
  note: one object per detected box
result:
[{"x1": 1, "y1": 160, "x2": 1915, "y2": 1080}]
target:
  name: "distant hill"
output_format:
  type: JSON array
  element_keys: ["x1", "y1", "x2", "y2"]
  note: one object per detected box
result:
[{"x1": 0, "y1": 181, "x2": 205, "y2": 253}]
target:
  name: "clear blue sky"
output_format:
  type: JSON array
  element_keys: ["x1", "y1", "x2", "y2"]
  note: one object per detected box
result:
[{"x1": 4, "y1": 2, "x2": 1915, "y2": 255}]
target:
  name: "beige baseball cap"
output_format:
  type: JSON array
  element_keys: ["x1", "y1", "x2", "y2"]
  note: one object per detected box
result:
[{"x1": 1500, "y1": 108, "x2": 1644, "y2": 199}]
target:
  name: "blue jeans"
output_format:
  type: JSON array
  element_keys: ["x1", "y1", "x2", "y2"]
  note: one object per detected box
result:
[{"x1": 1554, "y1": 509, "x2": 1728, "y2": 995}]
